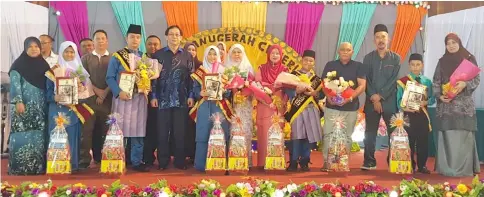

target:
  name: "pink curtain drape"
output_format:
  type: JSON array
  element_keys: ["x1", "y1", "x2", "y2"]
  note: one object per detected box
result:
[
  {"x1": 50, "y1": 1, "x2": 89, "y2": 55},
  {"x1": 284, "y1": 3, "x2": 325, "y2": 55}
]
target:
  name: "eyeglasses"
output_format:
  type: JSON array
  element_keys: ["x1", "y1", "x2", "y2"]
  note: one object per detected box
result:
[{"x1": 40, "y1": 42, "x2": 51, "y2": 45}]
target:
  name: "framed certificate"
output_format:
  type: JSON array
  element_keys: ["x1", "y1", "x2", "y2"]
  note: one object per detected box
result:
[
  {"x1": 203, "y1": 73, "x2": 222, "y2": 101},
  {"x1": 401, "y1": 81, "x2": 426, "y2": 111},
  {"x1": 56, "y1": 77, "x2": 78, "y2": 105},
  {"x1": 119, "y1": 71, "x2": 135, "y2": 99}
]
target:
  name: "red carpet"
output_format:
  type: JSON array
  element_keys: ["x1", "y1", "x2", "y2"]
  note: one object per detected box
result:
[{"x1": 1, "y1": 150, "x2": 481, "y2": 188}]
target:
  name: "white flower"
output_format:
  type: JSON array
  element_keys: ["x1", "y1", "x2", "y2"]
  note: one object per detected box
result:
[
  {"x1": 47, "y1": 179, "x2": 52, "y2": 184},
  {"x1": 291, "y1": 183, "x2": 297, "y2": 189},
  {"x1": 159, "y1": 192, "x2": 169, "y2": 197},
  {"x1": 282, "y1": 188, "x2": 288, "y2": 193},
  {"x1": 245, "y1": 183, "x2": 251, "y2": 188},
  {"x1": 368, "y1": 181, "x2": 375, "y2": 185},
  {"x1": 44, "y1": 183, "x2": 49, "y2": 188},
  {"x1": 445, "y1": 186, "x2": 450, "y2": 191},
  {"x1": 143, "y1": 192, "x2": 148, "y2": 196},
  {"x1": 275, "y1": 189, "x2": 284, "y2": 197},
  {"x1": 209, "y1": 184, "x2": 216, "y2": 190},
  {"x1": 444, "y1": 182, "x2": 449, "y2": 186},
  {"x1": 29, "y1": 184, "x2": 34, "y2": 188},
  {"x1": 66, "y1": 190, "x2": 72, "y2": 195},
  {"x1": 236, "y1": 183, "x2": 244, "y2": 189},
  {"x1": 326, "y1": 72, "x2": 332, "y2": 77},
  {"x1": 262, "y1": 194, "x2": 267, "y2": 197},
  {"x1": 11, "y1": 194, "x2": 15, "y2": 197},
  {"x1": 265, "y1": 181, "x2": 269, "y2": 184},
  {"x1": 199, "y1": 184, "x2": 205, "y2": 189},
  {"x1": 267, "y1": 183, "x2": 272, "y2": 188},
  {"x1": 427, "y1": 185, "x2": 434, "y2": 193},
  {"x1": 255, "y1": 187, "x2": 261, "y2": 193}
]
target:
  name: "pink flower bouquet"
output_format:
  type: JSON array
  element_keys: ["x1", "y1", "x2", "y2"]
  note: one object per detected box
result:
[{"x1": 442, "y1": 59, "x2": 481, "y2": 99}]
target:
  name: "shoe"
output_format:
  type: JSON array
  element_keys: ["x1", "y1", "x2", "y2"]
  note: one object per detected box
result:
[
  {"x1": 158, "y1": 166, "x2": 168, "y2": 171},
  {"x1": 286, "y1": 161, "x2": 298, "y2": 172},
  {"x1": 133, "y1": 164, "x2": 149, "y2": 172},
  {"x1": 320, "y1": 167, "x2": 329, "y2": 172},
  {"x1": 360, "y1": 164, "x2": 376, "y2": 171},
  {"x1": 175, "y1": 165, "x2": 187, "y2": 170},
  {"x1": 299, "y1": 159, "x2": 310, "y2": 172},
  {"x1": 417, "y1": 167, "x2": 431, "y2": 174}
]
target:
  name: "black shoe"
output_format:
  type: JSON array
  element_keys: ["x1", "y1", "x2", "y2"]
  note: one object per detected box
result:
[
  {"x1": 418, "y1": 167, "x2": 431, "y2": 174},
  {"x1": 286, "y1": 161, "x2": 298, "y2": 172},
  {"x1": 133, "y1": 164, "x2": 149, "y2": 172},
  {"x1": 175, "y1": 165, "x2": 187, "y2": 170},
  {"x1": 299, "y1": 159, "x2": 310, "y2": 172},
  {"x1": 360, "y1": 163, "x2": 376, "y2": 171},
  {"x1": 158, "y1": 165, "x2": 168, "y2": 171}
]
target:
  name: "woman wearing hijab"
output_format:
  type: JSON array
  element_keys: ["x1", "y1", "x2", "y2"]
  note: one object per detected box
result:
[
  {"x1": 183, "y1": 42, "x2": 203, "y2": 163},
  {"x1": 45, "y1": 41, "x2": 94, "y2": 172},
  {"x1": 8, "y1": 37, "x2": 50, "y2": 175},
  {"x1": 225, "y1": 44, "x2": 255, "y2": 168},
  {"x1": 255, "y1": 45, "x2": 289, "y2": 169},
  {"x1": 188, "y1": 46, "x2": 232, "y2": 172},
  {"x1": 217, "y1": 42, "x2": 227, "y2": 65},
  {"x1": 433, "y1": 33, "x2": 480, "y2": 177}
]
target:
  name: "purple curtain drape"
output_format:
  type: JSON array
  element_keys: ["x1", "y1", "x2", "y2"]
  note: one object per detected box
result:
[
  {"x1": 50, "y1": 1, "x2": 89, "y2": 55},
  {"x1": 284, "y1": 3, "x2": 325, "y2": 55}
]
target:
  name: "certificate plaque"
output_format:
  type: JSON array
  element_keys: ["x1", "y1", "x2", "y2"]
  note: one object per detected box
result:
[
  {"x1": 119, "y1": 71, "x2": 135, "y2": 99},
  {"x1": 401, "y1": 81, "x2": 426, "y2": 111},
  {"x1": 56, "y1": 77, "x2": 78, "y2": 105},
  {"x1": 203, "y1": 74, "x2": 223, "y2": 101}
]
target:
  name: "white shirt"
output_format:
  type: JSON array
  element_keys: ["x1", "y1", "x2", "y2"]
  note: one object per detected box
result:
[
  {"x1": 92, "y1": 50, "x2": 109, "y2": 60},
  {"x1": 43, "y1": 51, "x2": 58, "y2": 68}
]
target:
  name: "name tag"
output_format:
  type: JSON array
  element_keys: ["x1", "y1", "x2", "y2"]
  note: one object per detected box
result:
[
  {"x1": 51, "y1": 138, "x2": 67, "y2": 144},
  {"x1": 210, "y1": 134, "x2": 224, "y2": 140},
  {"x1": 393, "y1": 136, "x2": 407, "y2": 141},
  {"x1": 106, "y1": 135, "x2": 122, "y2": 141}
]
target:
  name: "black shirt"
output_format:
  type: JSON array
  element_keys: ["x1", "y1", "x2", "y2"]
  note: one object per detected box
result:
[{"x1": 322, "y1": 59, "x2": 366, "y2": 111}]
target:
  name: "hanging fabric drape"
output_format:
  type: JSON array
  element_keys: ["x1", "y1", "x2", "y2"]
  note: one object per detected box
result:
[
  {"x1": 221, "y1": 2, "x2": 268, "y2": 32},
  {"x1": 390, "y1": 5, "x2": 427, "y2": 63},
  {"x1": 335, "y1": 3, "x2": 377, "y2": 60},
  {"x1": 111, "y1": 1, "x2": 148, "y2": 53},
  {"x1": 284, "y1": 2, "x2": 325, "y2": 55},
  {"x1": 50, "y1": 1, "x2": 90, "y2": 56},
  {"x1": 162, "y1": 1, "x2": 199, "y2": 38}
]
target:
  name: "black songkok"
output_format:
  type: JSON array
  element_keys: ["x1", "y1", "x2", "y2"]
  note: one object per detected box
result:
[
  {"x1": 127, "y1": 24, "x2": 142, "y2": 35},
  {"x1": 409, "y1": 53, "x2": 423, "y2": 62},
  {"x1": 374, "y1": 24, "x2": 388, "y2": 35},
  {"x1": 302, "y1": 50, "x2": 316, "y2": 59}
]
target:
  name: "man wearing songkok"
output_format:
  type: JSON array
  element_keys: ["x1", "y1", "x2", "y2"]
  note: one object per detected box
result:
[
  {"x1": 396, "y1": 53, "x2": 434, "y2": 174},
  {"x1": 320, "y1": 42, "x2": 367, "y2": 172},
  {"x1": 106, "y1": 24, "x2": 149, "y2": 172},
  {"x1": 151, "y1": 25, "x2": 193, "y2": 171},
  {"x1": 361, "y1": 24, "x2": 401, "y2": 170},
  {"x1": 285, "y1": 50, "x2": 323, "y2": 172}
]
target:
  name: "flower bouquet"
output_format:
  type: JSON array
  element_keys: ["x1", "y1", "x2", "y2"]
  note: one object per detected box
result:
[
  {"x1": 321, "y1": 71, "x2": 355, "y2": 105},
  {"x1": 206, "y1": 113, "x2": 227, "y2": 172},
  {"x1": 442, "y1": 58, "x2": 481, "y2": 99},
  {"x1": 327, "y1": 115, "x2": 351, "y2": 172},
  {"x1": 192, "y1": 179, "x2": 224, "y2": 197},
  {"x1": 247, "y1": 81, "x2": 273, "y2": 105},
  {"x1": 265, "y1": 114, "x2": 286, "y2": 171},
  {"x1": 66, "y1": 66, "x2": 89, "y2": 86},
  {"x1": 100, "y1": 113, "x2": 125, "y2": 175},
  {"x1": 389, "y1": 112, "x2": 412, "y2": 174},
  {"x1": 131, "y1": 54, "x2": 161, "y2": 99},
  {"x1": 228, "y1": 115, "x2": 249, "y2": 173},
  {"x1": 274, "y1": 72, "x2": 311, "y2": 90},
  {"x1": 46, "y1": 113, "x2": 71, "y2": 175}
]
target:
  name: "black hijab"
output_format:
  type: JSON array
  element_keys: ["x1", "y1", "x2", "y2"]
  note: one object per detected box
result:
[
  {"x1": 184, "y1": 42, "x2": 202, "y2": 72},
  {"x1": 438, "y1": 33, "x2": 474, "y2": 80},
  {"x1": 9, "y1": 37, "x2": 51, "y2": 90}
]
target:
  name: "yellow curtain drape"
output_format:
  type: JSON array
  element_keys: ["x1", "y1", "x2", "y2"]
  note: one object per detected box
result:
[
  {"x1": 390, "y1": 5, "x2": 427, "y2": 62},
  {"x1": 221, "y1": 2, "x2": 267, "y2": 32},
  {"x1": 162, "y1": 1, "x2": 199, "y2": 38}
]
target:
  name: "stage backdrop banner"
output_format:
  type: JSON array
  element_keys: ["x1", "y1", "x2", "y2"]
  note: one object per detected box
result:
[
  {"x1": 111, "y1": 1, "x2": 147, "y2": 53},
  {"x1": 184, "y1": 27, "x2": 302, "y2": 71},
  {"x1": 221, "y1": 2, "x2": 267, "y2": 32},
  {"x1": 285, "y1": 2, "x2": 325, "y2": 55}
]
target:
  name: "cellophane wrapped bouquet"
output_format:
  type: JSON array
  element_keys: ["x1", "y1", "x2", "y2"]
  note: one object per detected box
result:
[
  {"x1": 46, "y1": 112, "x2": 71, "y2": 175},
  {"x1": 100, "y1": 113, "x2": 126, "y2": 175},
  {"x1": 264, "y1": 114, "x2": 286, "y2": 170},
  {"x1": 228, "y1": 115, "x2": 249, "y2": 173},
  {"x1": 322, "y1": 71, "x2": 355, "y2": 105},
  {"x1": 131, "y1": 54, "x2": 161, "y2": 99},
  {"x1": 206, "y1": 113, "x2": 227, "y2": 171},
  {"x1": 327, "y1": 115, "x2": 350, "y2": 172},
  {"x1": 442, "y1": 58, "x2": 481, "y2": 99},
  {"x1": 389, "y1": 112, "x2": 412, "y2": 174},
  {"x1": 274, "y1": 72, "x2": 312, "y2": 90}
]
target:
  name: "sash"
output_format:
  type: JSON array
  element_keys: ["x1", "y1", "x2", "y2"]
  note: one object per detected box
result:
[
  {"x1": 189, "y1": 67, "x2": 234, "y2": 122},
  {"x1": 397, "y1": 74, "x2": 431, "y2": 131},
  {"x1": 45, "y1": 69, "x2": 94, "y2": 124},
  {"x1": 112, "y1": 48, "x2": 132, "y2": 72},
  {"x1": 284, "y1": 70, "x2": 322, "y2": 124}
]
